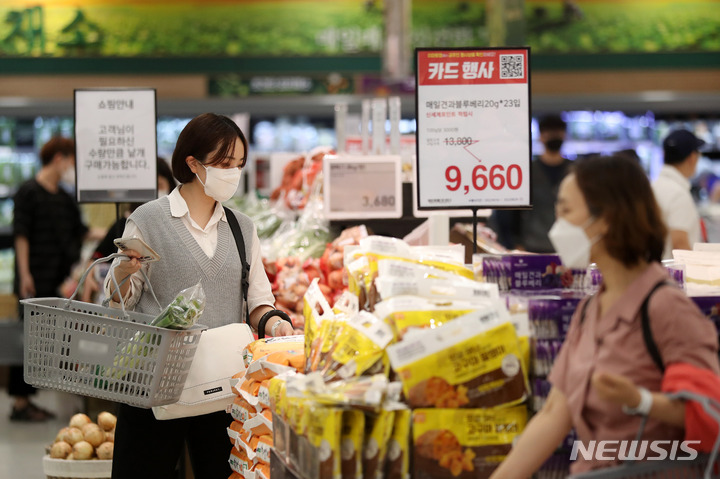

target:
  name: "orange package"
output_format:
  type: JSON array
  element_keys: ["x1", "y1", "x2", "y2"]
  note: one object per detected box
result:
[
  {"x1": 230, "y1": 396, "x2": 258, "y2": 423},
  {"x1": 246, "y1": 350, "x2": 305, "y2": 382},
  {"x1": 245, "y1": 409, "x2": 273, "y2": 437},
  {"x1": 251, "y1": 462, "x2": 271, "y2": 479},
  {"x1": 243, "y1": 336, "x2": 305, "y2": 367},
  {"x1": 257, "y1": 380, "x2": 271, "y2": 409},
  {"x1": 228, "y1": 448, "x2": 252, "y2": 476},
  {"x1": 231, "y1": 371, "x2": 247, "y2": 396},
  {"x1": 228, "y1": 473, "x2": 244, "y2": 479},
  {"x1": 227, "y1": 420, "x2": 243, "y2": 448},
  {"x1": 254, "y1": 435, "x2": 273, "y2": 465}
]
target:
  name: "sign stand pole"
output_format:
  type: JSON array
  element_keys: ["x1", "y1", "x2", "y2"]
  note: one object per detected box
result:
[{"x1": 472, "y1": 207, "x2": 479, "y2": 254}]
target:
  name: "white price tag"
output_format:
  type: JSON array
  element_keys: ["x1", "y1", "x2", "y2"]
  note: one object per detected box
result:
[
  {"x1": 415, "y1": 48, "x2": 531, "y2": 210},
  {"x1": 323, "y1": 154, "x2": 402, "y2": 220},
  {"x1": 74, "y1": 88, "x2": 157, "y2": 203}
]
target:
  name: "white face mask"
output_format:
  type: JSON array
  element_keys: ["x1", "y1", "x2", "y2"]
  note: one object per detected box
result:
[
  {"x1": 61, "y1": 166, "x2": 76, "y2": 187},
  {"x1": 196, "y1": 163, "x2": 242, "y2": 203},
  {"x1": 548, "y1": 217, "x2": 599, "y2": 269}
]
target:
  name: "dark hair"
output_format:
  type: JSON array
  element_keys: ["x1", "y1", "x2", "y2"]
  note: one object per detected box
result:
[
  {"x1": 172, "y1": 113, "x2": 248, "y2": 184},
  {"x1": 663, "y1": 146, "x2": 687, "y2": 165},
  {"x1": 157, "y1": 157, "x2": 176, "y2": 189},
  {"x1": 538, "y1": 114, "x2": 567, "y2": 133},
  {"x1": 572, "y1": 154, "x2": 666, "y2": 266},
  {"x1": 40, "y1": 136, "x2": 74, "y2": 166}
]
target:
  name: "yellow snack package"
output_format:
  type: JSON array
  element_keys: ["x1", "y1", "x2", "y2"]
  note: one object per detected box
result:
[
  {"x1": 303, "y1": 278, "x2": 334, "y2": 372},
  {"x1": 362, "y1": 410, "x2": 396, "y2": 479},
  {"x1": 322, "y1": 312, "x2": 394, "y2": 382},
  {"x1": 305, "y1": 405, "x2": 343, "y2": 479},
  {"x1": 384, "y1": 408, "x2": 411, "y2": 479},
  {"x1": 374, "y1": 296, "x2": 511, "y2": 341},
  {"x1": 341, "y1": 410, "x2": 365, "y2": 479},
  {"x1": 412, "y1": 406, "x2": 527, "y2": 479},
  {"x1": 386, "y1": 315, "x2": 529, "y2": 409},
  {"x1": 309, "y1": 314, "x2": 349, "y2": 373}
]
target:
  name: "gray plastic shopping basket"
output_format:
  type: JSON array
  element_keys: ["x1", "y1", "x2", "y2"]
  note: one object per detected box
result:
[
  {"x1": 569, "y1": 391, "x2": 720, "y2": 479},
  {"x1": 21, "y1": 254, "x2": 207, "y2": 408}
]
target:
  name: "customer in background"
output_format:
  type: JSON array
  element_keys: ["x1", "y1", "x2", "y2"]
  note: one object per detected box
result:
[
  {"x1": 490, "y1": 154, "x2": 719, "y2": 477},
  {"x1": 652, "y1": 129, "x2": 705, "y2": 259},
  {"x1": 9, "y1": 136, "x2": 88, "y2": 421},
  {"x1": 490, "y1": 114, "x2": 572, "y2": 252},
  {"x1": 80, "y1": 157, "x2": 176, "y2": 303},
  {"x1": 104, "y1": 113, "x2": 297, "y2": 479}
]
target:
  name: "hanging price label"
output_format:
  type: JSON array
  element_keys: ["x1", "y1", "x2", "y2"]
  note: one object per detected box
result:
[
  {"x1": 323, "y1": 155, "x2": 402, "y2": 219},
  {"x1": 415, "y1": 47, "x2": 531, "y2": 210}
]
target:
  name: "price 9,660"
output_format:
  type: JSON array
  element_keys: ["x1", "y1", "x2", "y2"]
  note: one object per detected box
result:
[{"x1": 445, "y1": 164, "x2": 522, "y2": 193}]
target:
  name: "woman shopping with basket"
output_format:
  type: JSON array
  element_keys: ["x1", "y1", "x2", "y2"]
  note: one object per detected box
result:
[
  {"x1": 104, "y1": 113, "x2": 298, "y2": 479},
  {"x1": 490, "y1": 154, "x2": 720, "y2": 478}
]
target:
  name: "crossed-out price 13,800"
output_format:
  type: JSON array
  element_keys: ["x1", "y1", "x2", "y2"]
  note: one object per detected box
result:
[{"x1": 445, "y1": 163, "x2": 523, "y2": 194}]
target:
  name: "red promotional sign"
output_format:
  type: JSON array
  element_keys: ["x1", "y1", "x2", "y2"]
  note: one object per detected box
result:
[{"x1": 417, "y1": 49, "x2": 528, "y2": 86}]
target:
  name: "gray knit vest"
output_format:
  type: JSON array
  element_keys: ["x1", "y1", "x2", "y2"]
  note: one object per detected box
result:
[{"x1": 128, "y1": 197, "x2": 255, "y2": 329}]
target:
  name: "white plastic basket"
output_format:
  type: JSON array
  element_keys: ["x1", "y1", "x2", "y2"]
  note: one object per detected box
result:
[
  {"x1": 22, "y1": 254, "x2": 207, "y2": 408},
  {"x1": 42, "y1": 456, "x2": 112, "y2": 479}
]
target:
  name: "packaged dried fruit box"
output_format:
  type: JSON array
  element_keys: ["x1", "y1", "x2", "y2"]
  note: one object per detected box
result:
[
  {"x1": 412, "y1": 406, "x2": 527, "y2": 479},
  {"x1": 387, "y1": 313, "x2": 529, "y2": 409}
]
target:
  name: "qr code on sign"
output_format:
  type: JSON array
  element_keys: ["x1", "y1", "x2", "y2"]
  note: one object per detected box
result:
[{"x1": 500, "y1": 54, "x2": 524, "y2": 79}]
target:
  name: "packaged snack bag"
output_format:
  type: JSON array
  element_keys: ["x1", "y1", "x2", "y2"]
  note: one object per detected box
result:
[
  {"x1": 228, "y1": 448, "x2": 252, "y2": 476},
  {"x1": 322, "y1": 312, "x2": 394, "y2": 382},
  {"x1": 341, "y1": 410, "x2": 365, "y2": 479},
  {"x1": 243, "y1": 335, "x2": 305, "y2": 367},
  {"x1": 305, "y1": 405, "x2": 343, "y2": 479},
  {"x1": 304, "y1": 278, "x2": 334, "y2": 372},
  {"x1": 245, "y1": 409, "x2": 273, "y2": 437},
  {"x1": 227, "y1": 420, "x2": 244, "y2": 448},
  {"x1": 387, "y1": 314, "x2": 529, "y2": 409},
  {"x1": 308, "y1": 314, "x2": 350, "y2": 373},
  {"x1": 384, "y1": 408, "x2": 411, "y2": 479},
  {"x1": 230, "y1": 396, "x2": 258, "y2": 423},
  {"x1": 412, "y1": 406, "x2": 527, "y2": 479},
  {"x1": 250, "y1": 463, "x2": 270, "y2": 479},
  {"x1": 374, "y1": 296, "x2": 510, "y2": 341},
  {"x1": 362, "y1": 410, "x2": 395, "y2": 479},
  {"x1": 255, "y1": 435, "x2": 273, "y2": 465}
]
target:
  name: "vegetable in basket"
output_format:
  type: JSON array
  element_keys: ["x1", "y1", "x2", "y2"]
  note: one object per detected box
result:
[{"x1": 102, "y1": 283, "x2": 206, "y2": 381}]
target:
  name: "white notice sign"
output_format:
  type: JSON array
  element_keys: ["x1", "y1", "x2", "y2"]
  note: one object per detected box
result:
[
  {"x1": 323, "y1": 155, "x2": 402, "y2": 220},
  {"x1": 415, "y1": 48, "x2": 531, "y2": 210},
  {"x1": 74, "y1": 88, "x2": 157, "y2": 203}
]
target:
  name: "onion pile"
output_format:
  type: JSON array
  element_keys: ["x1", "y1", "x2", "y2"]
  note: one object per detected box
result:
[{"x1": 50, "y1": 412, "x2": 116, "y2": 461}]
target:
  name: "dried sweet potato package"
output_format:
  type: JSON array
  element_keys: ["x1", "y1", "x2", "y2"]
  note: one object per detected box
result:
[
  {"x1": 374, "y1": 296, "x2": 511, "y2": 341},
  {"x1": 304, "y1": 278, "x2": 334, "y2": 372},
  {"x1": 308, "y1": 314, "x2": 350, "y2": 373},
  {"x1": 362, "y1": 410, "x2": 395, "y2": 479},
  {"x1": 321, "y1": 312, "x2": 394, "y2": 382},
  {"x1": 412, "y1": 406, "x2": 527, "y2": 479},
  {"x1": 305, "y1": 406, "x2": 343, "y2": 479},
  {"x1": 384, "y1": 408, "x2": 411, "y2": 479},
  {"x1": 341, "y1": 410, "x2": 365, "y2": 479},
  {"x1": 386, "y1": 314, "x2": 529, "y2": 409}
]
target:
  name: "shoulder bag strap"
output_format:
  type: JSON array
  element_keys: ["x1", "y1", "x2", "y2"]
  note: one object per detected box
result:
[
  {"x1": 224, "y1": 207, "x2": 250, "y2": 324},
  {"x1": 578, "y1": 279, "x2": 669, "y2": 373},
  {"x1": 640, "y1": 280, "x2": 671, "y2": 374}
]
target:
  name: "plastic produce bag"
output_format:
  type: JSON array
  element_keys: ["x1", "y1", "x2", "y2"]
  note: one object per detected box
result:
[{"x1": 151, "y1": 282, "x2": 206, "y2": 329}]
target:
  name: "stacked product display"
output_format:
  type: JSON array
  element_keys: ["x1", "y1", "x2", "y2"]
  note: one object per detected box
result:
[{"x1": 236, "y1": 235, "x2": 532, "y2": 479}]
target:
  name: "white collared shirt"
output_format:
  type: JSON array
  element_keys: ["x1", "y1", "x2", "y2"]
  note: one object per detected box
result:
[
  {"x1": 104, "y1": 187, "x2": 274, "y2": 311},
  {"x1": 651, "y1": 165, "x2": 701, "y2": 259}
]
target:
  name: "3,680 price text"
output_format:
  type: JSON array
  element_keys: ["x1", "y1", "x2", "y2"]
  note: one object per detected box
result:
[{"x1": 445, "y1": 164, "x2": 522, "y2": 194}]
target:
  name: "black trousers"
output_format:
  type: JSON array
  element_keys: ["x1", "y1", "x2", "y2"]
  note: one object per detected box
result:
[
  {"x1": 112, "y1": 404, "x2": 233, "y2": 479},
  {"x1": 8, "y1": 364, "x2": 35, "y2": 397}
]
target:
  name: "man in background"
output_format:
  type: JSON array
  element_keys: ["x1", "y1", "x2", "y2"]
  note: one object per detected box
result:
[
  {"x1": 8, "y1": 136, "x2": 87, "y2": 421},
  {"x1": 652, "y1": 129, "x2": 705, "y2": 259},
  {"x1": 491, "y1": 114, "x2": 572, "y2": 252}
]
